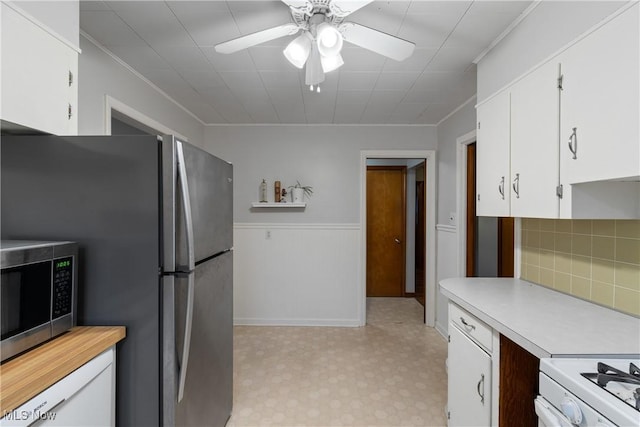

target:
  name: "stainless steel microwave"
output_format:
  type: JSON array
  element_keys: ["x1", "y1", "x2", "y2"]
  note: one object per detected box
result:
[{"x1": 1, "y1": 240, "x2": 77, "y2": 362}]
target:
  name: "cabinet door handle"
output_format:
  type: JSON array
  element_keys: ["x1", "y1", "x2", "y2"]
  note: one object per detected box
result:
[
  {"x1": 498, "y1": 176, "x2": 505, "y2": 200},
  {"x1": 394, "y1": 238, "x2": 401, "y2": 244},
  {"x1": 460, "y1": 317, "x2": 475, "y2": 330},
  {"x1": 568, "y1": 127, "x2": 578, "y2": 159},
  {"x1": 477, "y1": 374, "x2": 485, "y2": 405},
  {"x1": 68, "y1": 103, "x2": 73, "y2": 120},
  {"x1": 512, "y1": 173, "x2": 520, "y2": 199}
]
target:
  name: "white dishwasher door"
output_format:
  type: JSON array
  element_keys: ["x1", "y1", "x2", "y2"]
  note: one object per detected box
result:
[{"x1": 1, "y1": 348, "x2": 115, "y2": 427}]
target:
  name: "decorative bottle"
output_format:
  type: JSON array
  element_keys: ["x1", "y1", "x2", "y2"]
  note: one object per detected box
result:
[
  {"x1": 275, "y1": 181, "x2": 281, "y2": 202},
  {"x1": 260, "y1": 179, "x2": 267, "y2": 202}
]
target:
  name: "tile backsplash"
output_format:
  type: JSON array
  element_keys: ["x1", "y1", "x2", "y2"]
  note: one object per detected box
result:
[{"x1": 520, "y1": 219, "x2": 640, "y2": 316}]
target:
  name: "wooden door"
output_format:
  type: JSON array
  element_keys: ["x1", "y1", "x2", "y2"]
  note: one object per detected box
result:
[
  {"x1": 466, "y1": 143, "x2": 477, "y2": 277},
  {"x1": 366, "y1": 166, "x2": 406, "y2": 297},
  {"x1": 497, "y1": 217, "x2": 515, "y2": 277}
]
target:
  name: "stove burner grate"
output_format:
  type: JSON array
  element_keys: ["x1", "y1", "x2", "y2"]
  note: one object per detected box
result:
[{"x1": 581, "y1": 362, "x2": 640, "y2": 411}]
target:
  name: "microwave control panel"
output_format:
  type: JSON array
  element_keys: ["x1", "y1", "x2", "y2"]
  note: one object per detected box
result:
[{"x1": 53, "y1": 256, "x2": 73, "y2": 318}]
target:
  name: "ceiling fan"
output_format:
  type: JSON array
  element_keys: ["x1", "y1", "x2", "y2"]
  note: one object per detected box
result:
[{"x1": 214, "y1": 0, "x2": 415, "y2": 91}]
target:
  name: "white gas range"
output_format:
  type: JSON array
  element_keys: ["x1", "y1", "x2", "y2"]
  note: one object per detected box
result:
[{"x1": 536, "y1": 357, "x2": 640, "y2": 427}]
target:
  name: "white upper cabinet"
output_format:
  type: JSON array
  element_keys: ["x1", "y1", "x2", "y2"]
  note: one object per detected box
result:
[
  {"x1": 559, "y1": 4, "x2": 639, "y2": 185},
  {"x1": 510, "y1": 60, "x2": 560, "y2": 219},
  {"x1": 1, "y1": 3, "x2": 79, "y2": 135},
  {"x1": 476, "y1": 91, "x2": 511, "y2": 217},
  {"x1": 476, "y1": 3, "x2": 639, "y2": 219},
  {"x1": 557, "y1": 4, "x2": 640, "y2": 218}
]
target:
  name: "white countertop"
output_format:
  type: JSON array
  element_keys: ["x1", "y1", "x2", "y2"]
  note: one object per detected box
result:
[{"x1": 439, "y1": 278, "x2": 640, "y2": 359}]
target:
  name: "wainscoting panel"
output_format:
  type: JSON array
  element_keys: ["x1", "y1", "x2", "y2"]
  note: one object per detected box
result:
[
  {"x1": 436, "y1": 224, "x2": 459, "y2": 337},
  {"x1": 233, "y1": 224, "x2": 361, "y2": 326}
]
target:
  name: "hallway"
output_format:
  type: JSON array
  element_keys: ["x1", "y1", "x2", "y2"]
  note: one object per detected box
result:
[{"x1": 227, "y1": 297, "x2": 448, "y2": 427}]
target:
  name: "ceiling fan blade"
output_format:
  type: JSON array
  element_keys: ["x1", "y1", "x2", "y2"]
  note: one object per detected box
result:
[
  {"x1": 330, "y1": 0, "x2": 374, "y2": 17},
  {"x1": 340, "y1": 22, "x2": 415, "y2": 61},
  {"x1": 215, "y1": 23, "x2": 300, "y2": 54},
  {"x1": 280, "y1": 0, "x2": 311, "y2": 9}
]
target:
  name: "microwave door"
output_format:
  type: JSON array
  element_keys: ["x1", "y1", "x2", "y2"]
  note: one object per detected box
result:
[{"x1": 0, "y1": 263, "x2": 52, "y2": 361}]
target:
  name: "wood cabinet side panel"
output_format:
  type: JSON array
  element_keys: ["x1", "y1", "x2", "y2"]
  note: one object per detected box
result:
[{"x1": 499, "y1": 334, "x2": 539, "y2": 427}]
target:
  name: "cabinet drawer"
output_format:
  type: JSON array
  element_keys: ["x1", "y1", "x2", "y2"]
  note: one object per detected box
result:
[{"x1": 450, "y1": 303, "x2": 493, "y2": 352}]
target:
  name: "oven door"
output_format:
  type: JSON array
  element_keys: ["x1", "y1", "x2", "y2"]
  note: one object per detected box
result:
[
  {"x1": 537, "y1": 371, "x2": 619, "y2": 427},
  {"x1": 534, "y1": 396, "x2": 573, "y2": 427}
]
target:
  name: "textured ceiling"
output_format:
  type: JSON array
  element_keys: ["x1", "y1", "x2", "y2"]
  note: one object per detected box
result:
[{"x1": 80, "y1": 1, "x2": 531, "y2": 125}]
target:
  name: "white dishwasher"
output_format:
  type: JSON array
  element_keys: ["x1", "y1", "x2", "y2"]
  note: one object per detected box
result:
[{"x1": 1, "y1": 348, "x2": 115, "y2": 427}]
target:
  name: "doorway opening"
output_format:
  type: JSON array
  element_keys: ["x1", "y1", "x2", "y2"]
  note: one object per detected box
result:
[
  {"x1": 360, "y1": 151, "x2": 436, "y2": 327},
  {"x1": 104, "y1": 95, "x2": 187, "y2": 140},
  {"x1": 111, "y1": 110, "x2": 155, "y2": 136}
]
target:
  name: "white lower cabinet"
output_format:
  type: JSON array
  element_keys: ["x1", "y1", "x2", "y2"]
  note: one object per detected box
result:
[
  {"x1": 447, "y1": 303, "x2": 493, "y2": 426},
  {"x1": 1, "y1": 348, "x2": 115, "y2": 427}
]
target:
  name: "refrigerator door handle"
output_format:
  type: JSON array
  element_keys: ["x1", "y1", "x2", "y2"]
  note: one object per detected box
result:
[
  {"x1": 177, "y1": 273, "x2": 195, "y2": 402},
  {"x1": 176, "y1": 140, "x2": 195, "y2": 271},
  {"x1": 176, "y1": 140, "x2": 196, "y2": 403}
]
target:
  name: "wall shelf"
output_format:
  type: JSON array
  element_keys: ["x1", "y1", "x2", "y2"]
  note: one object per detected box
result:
[{"x1": 251, "y1": 202, "x2": 306, "y2": 208}]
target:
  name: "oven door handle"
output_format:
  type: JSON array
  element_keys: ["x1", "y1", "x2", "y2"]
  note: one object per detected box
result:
[{"x1": 534, "y1": 397, "x2": 573, "y2": 427}]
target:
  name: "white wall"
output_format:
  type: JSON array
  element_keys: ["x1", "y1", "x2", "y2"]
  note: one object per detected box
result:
[
  {"x1": 77, "y1": 35, "x2": 204, "y2": 144},
  {"x1": 203, "y1": 124, "x2": 436, "y2": 325},
  {"x1": 434, "y1": 100, "x2": 477, "y2": 335},
  {"x1": 204, "y1": 125, "x2": 436, "y2": 224},
  {"x1": 436, "y1": 101, "x2": 477, "y2": 226},
  {"x1": 12, "y1": 1, "x2": 79, "y2": 49},
  {"x1": 435, "y1": 225, "x2": 457, "y2": 336},
  {"x1": 478, "y1": 1, "x2": 625, "y2": 102}
]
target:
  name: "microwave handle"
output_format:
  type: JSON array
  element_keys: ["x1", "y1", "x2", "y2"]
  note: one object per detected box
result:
[{"x1": 175, "y1": 141, "x2": 195, "y2": 403}]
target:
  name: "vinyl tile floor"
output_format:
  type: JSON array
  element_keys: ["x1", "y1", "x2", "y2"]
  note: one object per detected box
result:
[{"x1": 226, "y1": 297, "x2": 448, "y2": 427}]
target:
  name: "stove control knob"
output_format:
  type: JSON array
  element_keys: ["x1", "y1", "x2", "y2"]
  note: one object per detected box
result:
[{"x1": 560, "y1": 398, "x2": 583, "y2": 425}]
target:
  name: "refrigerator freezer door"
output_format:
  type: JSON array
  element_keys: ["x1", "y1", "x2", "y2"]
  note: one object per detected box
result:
[
  {"x1": 164, "y1": 137, "x2": 233, "y2": 270},
  {"x1": 167, "y1": 251, "x2": 233, "y2": 427}
]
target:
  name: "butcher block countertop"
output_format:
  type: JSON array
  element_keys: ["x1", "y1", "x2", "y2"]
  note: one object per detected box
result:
[
  {"x1": 0, "y1": 326, "x2": 126, "y2": 414},
  {"x1": 440, "y1": 278, "x2": 640, "y2": 359}
]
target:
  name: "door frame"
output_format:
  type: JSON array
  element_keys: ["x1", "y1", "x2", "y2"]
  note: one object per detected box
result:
[
  {"x1": 456, "y1": 130, "x2": 477, "y2": 277},
  {"x1": 360, "y1": 150, "x2": 437, "y2": 327},
  {"x1": 104, "y1": 95, "x2": 188, "y2": 140}
]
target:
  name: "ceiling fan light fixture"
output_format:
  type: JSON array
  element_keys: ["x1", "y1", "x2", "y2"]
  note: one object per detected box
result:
[
  {"x1": 316, "y1": 22, "x2": 343, "y2": 57},
  {"x1": 305, "y1": 43, "x2": 325, "y2": 86},
  {"x1": 320, "y1": 52, "x2": 344, "y2": 73},
  {"x1": 283, "y1": 33, "x2": 311, "y2": 69}
]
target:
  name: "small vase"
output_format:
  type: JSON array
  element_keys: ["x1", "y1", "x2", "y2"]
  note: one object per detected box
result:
[{"x1": 292, "y1": 188, "x2": 304, "y2": 203}]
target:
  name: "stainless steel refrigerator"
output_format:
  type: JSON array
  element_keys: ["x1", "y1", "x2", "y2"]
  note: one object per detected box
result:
[{"x1": 1, "y1": 135, "x2": 233, "y2": 426}]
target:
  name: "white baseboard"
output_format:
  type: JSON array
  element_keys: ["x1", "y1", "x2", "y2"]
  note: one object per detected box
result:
[
  {"x1": 435, "y1": 321, "x2": 448, "y2": 340},
  {"x1": 234, "y1": 318, "x2": 362, "y2": 327}
]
